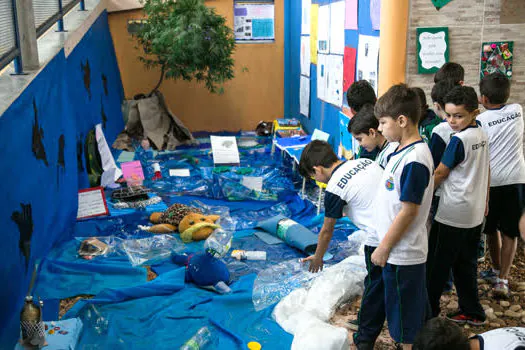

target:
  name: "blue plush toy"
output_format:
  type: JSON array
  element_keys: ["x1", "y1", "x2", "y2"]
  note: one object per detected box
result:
[{"x1": 172, "y1": 252, "x2": 231, "y2": 294}]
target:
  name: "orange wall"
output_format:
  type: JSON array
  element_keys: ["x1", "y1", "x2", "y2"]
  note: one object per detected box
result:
[{"x1": 108, "y1": 1, "x2": 284, "y2": 132}]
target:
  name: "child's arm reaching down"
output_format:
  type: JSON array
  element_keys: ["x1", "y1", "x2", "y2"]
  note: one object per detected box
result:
[
  {"x1": 371, "y1": 202, "x2": 419, "y2": 267},
  {"x1": 303, "y1": 217, "x2": 336, "y2": 273}
]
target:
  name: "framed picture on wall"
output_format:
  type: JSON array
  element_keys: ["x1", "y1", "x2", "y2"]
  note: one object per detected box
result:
[
  {"x1": 416, "y1": 27, "x2": 449, "y2": 74},
  {"x1": 480, "y1": 41, "x2": 514, "y2": 79}
]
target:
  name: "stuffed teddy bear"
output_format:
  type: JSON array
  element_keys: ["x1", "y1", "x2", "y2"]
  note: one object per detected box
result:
[
  {"x1": 172, "y1": 251, "x2": 231, "y2": 294},
  {"x1": 139, "y1": 203, "x2": 220, "y2": 242},
  {"x1": 140, "y1": 203, "x2": 203, "y2": 233},
  {"x1": 178, "y1": 213, "x2": 220, "y2": 243}
]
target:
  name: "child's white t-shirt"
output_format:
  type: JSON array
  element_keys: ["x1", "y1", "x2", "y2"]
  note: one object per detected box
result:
[
  {"x1": 325, "y1": 159, "x2": 384, "y2": 247},
  {"x1": 430, "y1": 121, "x2": 455, "y2": 169},
  {"x1": 435, "y1": 124, "x2": 489, "y2": 228},
  {"x1": 374, "y1": 140, "x2": 434, "y2": 265},
  {"x1": 477, "y1": 104, "x2": 525, "y2": 187},
  {"x1": 473, "y1": 327, "x2": 525, "y2": 350},
  {"x1": 375, "y1": 141, "x2": 399, "y2": 169}
]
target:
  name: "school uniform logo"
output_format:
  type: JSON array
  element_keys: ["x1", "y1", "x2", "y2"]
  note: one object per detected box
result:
[{"x1": 385, "y1": 176, "x2": 395, "y2": 191}]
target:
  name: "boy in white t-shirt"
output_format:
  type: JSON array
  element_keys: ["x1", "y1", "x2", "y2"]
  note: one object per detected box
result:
[
  {"x1": 414, "y1": 317, "x2": 525, "y2": 350},
  {"x1": 477, "y1": 72, "x2": 525, "y2": 297},
  {"x1": 427, "y1": 86, "x2": 489, "y2": 326},
  {"x1": 372, "y1": 84, "x2": 434, "y2": 348},
  {"x1": 298, "y1": 140, "x2": 385, "y2": 349},
  {"x1": 348, "y1": 104, "x2": 399, "y2": 169}
]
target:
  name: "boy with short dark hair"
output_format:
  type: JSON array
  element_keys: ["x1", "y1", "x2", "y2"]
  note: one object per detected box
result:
[
  {"x1": 477, "y1": 72, "x2": 525, "y2": 297},
  {"x1": 299, "y1": 140, "x2": 385, "y2": 350},
  {"x1": 413, "y1": 87, "x2": 441, "y2": 144},
  {"x1": 427, "y1": 86, "x2": 489, "y2": 326},
  {"x1": 364, "y1": 84, "x2": 434, "y2": 348},
  {"x1": 347, "y1": 80, "x2": 377, "y2": 114},
  {"x1": 348, "y1": 104, "x2": 398, "y2": 169},
  {"x1": 434, "y1": 62, "x2": 465, "y2": 85},
  {"x1": 346, "y1": 80, "x2": 379, "y2": 161},
  {"x1": 413, "y1": 317, "x2": 525, "y2": 350}
]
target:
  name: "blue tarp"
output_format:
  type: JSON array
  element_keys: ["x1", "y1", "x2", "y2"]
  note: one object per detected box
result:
[{"x1": 0, "y1": 11, "x2": 125, "y2": 346}]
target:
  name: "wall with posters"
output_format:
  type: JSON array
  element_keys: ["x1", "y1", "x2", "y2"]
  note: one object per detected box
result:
[
  {"x1": 406, "y1": 0, "x2": 525, "y2": 108},
  {"x1": 285, "y1": 0, "x2": 380, "y2": 151}
]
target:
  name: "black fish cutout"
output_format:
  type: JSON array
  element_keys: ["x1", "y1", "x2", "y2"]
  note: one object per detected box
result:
[
  {"x1": 81, "y1": 60, "x2": 91, "y2": 99},
  {"x1": 77, "y1": 136, "x2": 84, "y2": 172},
  {"x1": 32, "y1": 98, "x2": 48, "y2": 166},
  {"x1": 101, "y1": 97, "x2": 107, "y2": 129},
  {"x1": 102, "y1": 74, "x2": 108, "y2": 96},
  {"x1": 12, "y1": 203, "x2": 34, "y2": 272},
  {"x1": 57, "y1": 135, "x2": 65, "y2": 168},
  {"x1": 57, "y1": 134, "x2": 65, "y2": 187}
]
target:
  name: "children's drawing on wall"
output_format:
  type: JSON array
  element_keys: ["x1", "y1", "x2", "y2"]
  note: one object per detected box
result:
[
  {"x1": 480, "y1": 41, "x2": 514, "y2": 79},
  {"x1": 356, "y1": 35, "x2": 380, "y2": 95}
]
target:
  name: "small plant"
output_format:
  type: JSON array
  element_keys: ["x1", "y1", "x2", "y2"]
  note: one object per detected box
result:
[{"x1": 135, "y1": 0, "x2": 236, "y2": 95}]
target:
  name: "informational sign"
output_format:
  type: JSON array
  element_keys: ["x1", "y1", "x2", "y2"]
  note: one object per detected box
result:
[
  {"x1": 77, "y1": 187, "x2": 109, "y2": 220},
  {"x1": 234, "y1": 3, "x2": 275, "y2": 41},
  {"x1": 95, "y1": 124, "x2": 122, "y2": 187},
  {"x1": 417, "y1": 27, "x2": 449, "y2": 74},
  {"x1": 169, "y1": 169, "x2": 190, "y2": 177},
  {"x1": 210, "y1": 136, "x2": 240, "y2": 165},
  {"x1": 356, "y1": 34, "x2": 380, "y2": 95},
  {"x1": 121, "y1": 160, "x2": 145, "y2": 185}
]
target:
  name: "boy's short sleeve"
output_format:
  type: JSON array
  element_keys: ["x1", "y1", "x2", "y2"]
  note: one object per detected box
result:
[
  {"x1": 430, "y1": 133, "x2": 447, "y2": 169},
  {"x1": 441, "y1": 136, "x2": 465, "y2": 169},
  {"x1": 324, "y1": 191, "x2": 346, "y2": 219},
  {"x1": 399, "y1": 162, "x2": 430, "y2": 205}
]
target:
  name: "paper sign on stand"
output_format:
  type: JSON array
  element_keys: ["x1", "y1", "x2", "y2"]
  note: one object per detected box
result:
[
  {"x1": 312, "y1": 129, "x2": 330, "y2": 142},
  {"x1": 95, "y1": 124, "x2": 122, "y2": 187},
  {"x1": 121, "y1": 160, "x2": 145, "y2": 185},
  {"x1": 169, "y1": 169, "x2": 191, "y2": 177},
  {"x1": 77, "y1": 187, "x2": 109, "y2": 220},
  {"x1": 210, "y1": 136, "x2": 241, "y2": 165}
]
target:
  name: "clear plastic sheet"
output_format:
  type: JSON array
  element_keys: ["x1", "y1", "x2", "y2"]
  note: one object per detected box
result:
[
  {"x1": 75, "y1": 236, "x2": 123, "y2": 258},
  {"x1": 121, "y1": 235, "x2": 186, "y2": 266},
  {"x1": 252, "y1": 259, "x2": 317, "y2": 311}
]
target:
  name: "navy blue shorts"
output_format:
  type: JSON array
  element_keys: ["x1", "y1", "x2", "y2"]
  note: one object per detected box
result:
[
  {"x1": 383, "y1": 262, "x2": 428, "y2": 344},
  {"x1": 485, "y1": 184, "x2": 525, "y2": 238}
]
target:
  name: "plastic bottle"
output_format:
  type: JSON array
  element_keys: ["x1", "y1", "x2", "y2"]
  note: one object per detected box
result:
[
  {"x1": 231, "y1": 250, "x2": 267, "y2": 261},
  {"x1": 152, "y1": 162, "x2": 162, "y2": 180},
  {"x1": 180, "y1": 327, "x2": 212, "y2": 350},
  {"x1": 20, "y1": 296, "x2": 45, "y2": 346},
  {"x1": 204, "y1": 228, "x2": 233, "y2": 258}
]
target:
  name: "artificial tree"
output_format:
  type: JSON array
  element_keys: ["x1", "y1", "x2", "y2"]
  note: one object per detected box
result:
[{"x1": 135, "y1": 0, "x2": 236, "y2": 95}]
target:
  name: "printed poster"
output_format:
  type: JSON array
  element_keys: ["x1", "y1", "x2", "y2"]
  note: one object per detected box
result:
[
  {"x1": 317, "y1": 5, "x2": 330, "y2": 54},
  {"x1": 300, "y1": 75, "x2": 310, "y2": 117},
  {"x1": 301, "y1": 36, "x2": 311, "y2": 77},
  {"x1": 310, "y1": 4, "x2": 319, "y2": 64},
  {"x1": 301, "y1": 0, "x2": 311, "y2": 35},
  {"x1": 234, "y1": 3, "x2": 275, "y2": 41},
  {"x1": 326, "y1": 54, "x2": 344, "y2": 107},
  {"x1": 357, "y1": 34, "x2": 380, "y2": 95},
  {"x1": 343, "y1": 47, "x2": 357, "y2": 92},
  {"x1": 329, "y1": 1, "x2": 346, "y2": 55},
  {"x1": 480, "y1": 41, "x2": 514, "y2": 79},
  {"x1": 345, "y1": 0, "x2": 358, "y2": 30},
  {"x1": 370, "y1": 0, "x2": 381, "y2": 30},
  {"x1": 317, "y1": 53, "x2": 328, "y2": 101}
]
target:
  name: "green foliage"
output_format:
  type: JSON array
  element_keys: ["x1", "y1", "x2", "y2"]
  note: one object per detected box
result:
[{"x1": 136, "y1": 0, "x2": 236, "y2": 94}]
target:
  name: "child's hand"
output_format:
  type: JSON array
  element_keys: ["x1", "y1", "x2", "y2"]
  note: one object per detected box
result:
[
  {"x1": 371, "y1": 245, "x2": 390, "y2": 267},
  {"x1": 303, "y1": 255, "x2": 324, "y2": 273}
]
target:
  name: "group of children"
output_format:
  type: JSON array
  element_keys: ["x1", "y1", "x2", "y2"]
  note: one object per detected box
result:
[{"x1": 299, "y1": 62, "x2": 525, "y2": 349}]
